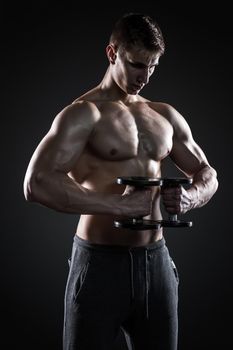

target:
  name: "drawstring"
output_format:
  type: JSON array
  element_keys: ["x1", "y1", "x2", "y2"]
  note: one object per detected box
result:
[
  {"x1": 128, "y1": 248, "x2": 150, "y2": 320},
  {"x1": 145, "y1": 249, "x2": 149, "y2": 320},
  {"x1": 129, "y1": 250, "x2": 134, "y2": 300}
]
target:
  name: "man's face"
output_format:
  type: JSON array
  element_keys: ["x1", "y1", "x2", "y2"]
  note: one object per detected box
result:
[{"x1": 113, "y1": 46, "x2": 160, "y2": 95}]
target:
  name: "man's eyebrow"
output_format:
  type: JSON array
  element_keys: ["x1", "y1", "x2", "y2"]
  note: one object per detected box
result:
[{"x1": 129, "y1": 60, "x2": 159, "y2": 67}]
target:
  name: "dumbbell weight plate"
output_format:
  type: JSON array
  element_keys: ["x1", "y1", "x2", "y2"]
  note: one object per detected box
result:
[
  {"x1": 114, "y1": 218, "x2": 161, "y2": 230},
  {"x1": 161, "y1": 177, "x2": 193, "y2": 186},
  {"x1": 156, "y1": 220, "x2": 193, "y2": 228},
  {"x1": 117, "y1": 176, "x2": 162, "y2": 187}
]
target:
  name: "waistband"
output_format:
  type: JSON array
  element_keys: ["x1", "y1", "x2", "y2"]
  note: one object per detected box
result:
[{"x1": 73, "y1": 234, "x2": 166, "y2": 253}]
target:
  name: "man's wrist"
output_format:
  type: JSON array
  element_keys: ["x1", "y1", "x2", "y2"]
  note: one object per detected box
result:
[{"x1": 187, "y1": 185, "x2": 199, "y2": 210}]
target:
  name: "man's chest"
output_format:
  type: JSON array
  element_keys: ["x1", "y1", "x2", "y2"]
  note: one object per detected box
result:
[{"x1": 88, "y1": 103, "x2": 173, "y2": 161}]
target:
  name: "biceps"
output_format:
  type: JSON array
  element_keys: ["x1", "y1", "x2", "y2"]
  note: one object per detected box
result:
[
  {"x1": 170, "y1": 138, "x2": 209, "y2": 176},
  {"x1": 28, "y1": 131, "x2": 86, "y2": 174}
]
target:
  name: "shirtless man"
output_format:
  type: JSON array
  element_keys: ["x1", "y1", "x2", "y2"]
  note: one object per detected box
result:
[{"x1": 23, "y1": 13, "x2": 218, "y2": 350}]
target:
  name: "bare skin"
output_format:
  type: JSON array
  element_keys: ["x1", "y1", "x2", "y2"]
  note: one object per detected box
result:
[{"x1": 23, "y1": 45, "x2": 218, "y2": 246}]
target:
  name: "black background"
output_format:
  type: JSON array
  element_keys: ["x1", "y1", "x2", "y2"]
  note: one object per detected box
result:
[{"x1": 2, "y1": 1, "x2": 232, "y2": 349}]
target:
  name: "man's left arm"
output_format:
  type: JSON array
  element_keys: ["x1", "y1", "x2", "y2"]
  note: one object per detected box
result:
[{"x1": 160, "y1": 104, "x2": 218, "y2": 214}]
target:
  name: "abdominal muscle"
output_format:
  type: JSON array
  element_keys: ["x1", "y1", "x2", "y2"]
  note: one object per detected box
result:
[
  {"x1": 75, "y1": 184, "x2": 164, "y2": 247},
  {"x1": 72, "y1": 138, "x2": 167, "y2": 246}
]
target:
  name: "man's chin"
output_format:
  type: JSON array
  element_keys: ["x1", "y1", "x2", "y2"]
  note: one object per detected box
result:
[{"x1": 127, "y1": 87, "x2": 140, "y2": 95}]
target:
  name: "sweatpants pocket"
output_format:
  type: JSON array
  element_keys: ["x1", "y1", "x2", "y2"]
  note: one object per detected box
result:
[
  {"x1": 170, "y1": 258, "x2": 179, "y2": 284},
  {"x1": 73, "y1": 262, "x2": 90, "y2": 301}
]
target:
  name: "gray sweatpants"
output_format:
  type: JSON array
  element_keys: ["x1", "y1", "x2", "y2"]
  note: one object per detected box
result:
[{"x1": 63, "y1": 235, "x2": 179, "y2": 350}]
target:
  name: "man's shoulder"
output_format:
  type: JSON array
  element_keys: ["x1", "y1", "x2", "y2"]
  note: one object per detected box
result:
[
  {"x1": 147, "y1": 101, "x2": 186, "y2": 123},
  {"x1": 51, "y1": 100, "x2": 101, "y2": 133},
  {"x1": 147, "y1": 101, "x2": 174, "y2": 116},
  {"x1": 146, "y1": 101, "x2": 191, "y2": 135}
]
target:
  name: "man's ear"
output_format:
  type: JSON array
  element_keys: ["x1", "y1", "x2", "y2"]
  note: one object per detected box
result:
[{"x1": 106, "y1": 44, "x2": 117, "y2": 64}]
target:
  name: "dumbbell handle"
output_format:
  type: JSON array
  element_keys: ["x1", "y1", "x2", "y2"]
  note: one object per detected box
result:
[
  {"x1": 117, "y1": 176, "x2": 162, "y2": 220},
  {"x1": 169, "y1": 214, "x2": 178, "y2": 221},
  {"x1": 114, "y1": 177, "x2": 162, "y2": 230},
  {"x1": 114, "y1": 176, "x2": 193, "y2": 229},
  {"x1": 132, "y1": 217, "x2": 143, "y2": 224},
  {"x1": 160, "y1": 177, "x2": 193, "y2": 227},
  {"x1": 161, "y1": 177, "x2": 193, "y2": 219}
]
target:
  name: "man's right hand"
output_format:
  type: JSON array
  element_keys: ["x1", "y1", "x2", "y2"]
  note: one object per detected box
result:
[{"x1": 121, "y1": 185, "x2": 153, "y2": 218}]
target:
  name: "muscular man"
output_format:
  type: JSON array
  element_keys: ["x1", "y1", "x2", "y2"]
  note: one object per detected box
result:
[{"x1": 23, "y1": 13, "x2": 218, "y2": 350}]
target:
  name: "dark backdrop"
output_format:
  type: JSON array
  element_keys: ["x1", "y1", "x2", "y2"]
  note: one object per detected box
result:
[{"x1": 2, "y1": 2, "x2": 232, "y2": 349}]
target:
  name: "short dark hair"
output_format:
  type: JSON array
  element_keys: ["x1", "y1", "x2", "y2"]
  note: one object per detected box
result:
[{"x1": 109, "y1": 13, "x2": 165, "y2": 55}]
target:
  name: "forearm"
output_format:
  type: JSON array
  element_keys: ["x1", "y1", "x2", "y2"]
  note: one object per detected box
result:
[
  {"x1": 24, "y1": 170, "x2": 123, "y2": 215},
  {"x1": 187, "y1": 165, "x2": 218, "y2": 209}
]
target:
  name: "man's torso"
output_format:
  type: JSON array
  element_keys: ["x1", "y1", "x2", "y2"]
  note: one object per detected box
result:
[{"x1": 69, "y1": 93, "x2": 174, "y2": 246}]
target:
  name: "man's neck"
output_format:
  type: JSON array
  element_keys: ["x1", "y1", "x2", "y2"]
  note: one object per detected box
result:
[{"x1": 98, "y1": 67, "x2": 139, "y2": 104}]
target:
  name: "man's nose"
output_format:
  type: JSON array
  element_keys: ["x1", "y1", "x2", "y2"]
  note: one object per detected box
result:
[{"x1": 137, "y1": 69, "x2": 149, "y2": 85}]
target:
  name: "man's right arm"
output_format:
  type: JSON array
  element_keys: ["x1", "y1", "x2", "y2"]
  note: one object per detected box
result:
[{"x1": 23, "y1": 101, "x2": 151, "y2": 217}]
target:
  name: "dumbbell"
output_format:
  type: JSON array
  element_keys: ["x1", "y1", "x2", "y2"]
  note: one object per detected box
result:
[
  {"x1": 113, "y1": 176, "x2": 162, "y2": 230},
  {"x1": 113, "y1": 176, "x2": 193, "y2": 230},
  {"x1": 157, "y1": 177, "x2": 193, "y2": 227}
]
